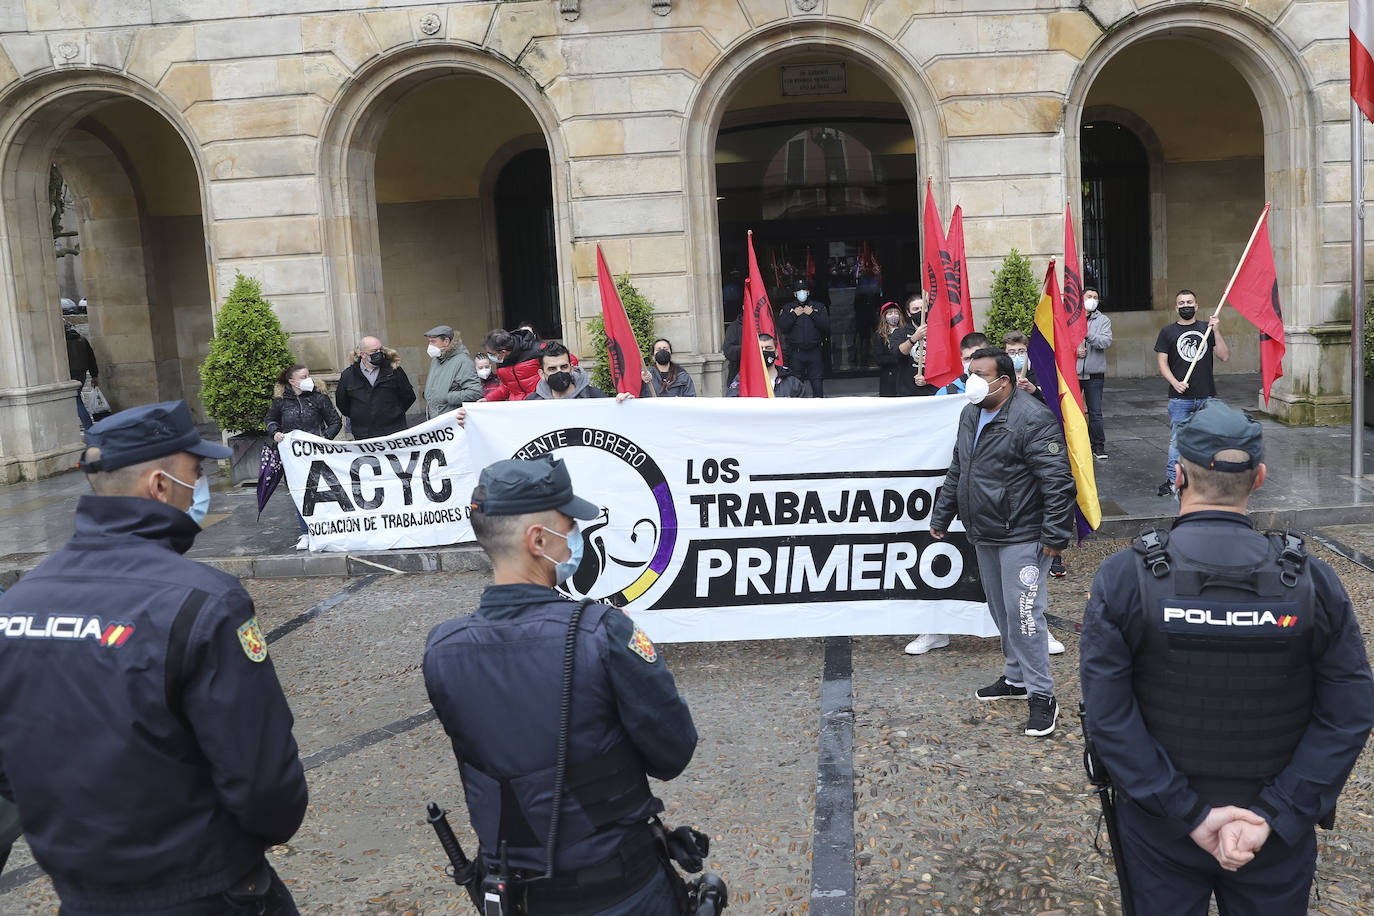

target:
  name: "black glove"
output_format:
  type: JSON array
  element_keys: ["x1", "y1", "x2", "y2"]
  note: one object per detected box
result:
[{"x1": 667, "y1": 826, "x2": 710, "y2": 874}]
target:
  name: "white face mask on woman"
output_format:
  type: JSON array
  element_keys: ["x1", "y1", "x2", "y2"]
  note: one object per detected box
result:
[{"x1": 297, "y1": 377, "x2": 315, "y2": 393}]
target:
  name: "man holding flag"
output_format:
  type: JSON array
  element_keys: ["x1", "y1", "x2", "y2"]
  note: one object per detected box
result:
[{"x1": 1154, "y1": 290, "x2": 1230, "y2": 496}]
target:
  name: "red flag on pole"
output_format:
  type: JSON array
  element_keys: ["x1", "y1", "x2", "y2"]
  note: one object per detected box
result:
[
  {"x1": 922, "y1": 181, "x2": 961, "y2": 388},
  {"x1": 595, "y1": 245, "x2": 643, "y2": 396},
  {"x1": 805, "y1": 246, "x2": 816, "y2": 286},
  {"x1": 1062, "y1": 204, "x2": 1088, "y2": 356},
  {"x1": 945, "y1": 205, "x2": 976, "y2": 340},
  {"x1": 740, "y1": 230, "x2": 776, "y2": 398},
  {"x1": 1355, "y1": 0, "x2": 1374, "y2": 121},
  {"x1": 1223, "y1": 204, "x2": 1285, "y2": 404},
  {"x1": 1048, "y1": 259, "x2": 1086, "y2": 411}
]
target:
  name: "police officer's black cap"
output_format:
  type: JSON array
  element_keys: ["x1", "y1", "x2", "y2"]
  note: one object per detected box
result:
[
  {"x1": 80, "y1": 400, "x2": 233, "y2": 473},
  {"x1": 1175, "y1": 401, "x2": 1263, "y2": 472},
  {"x1": 473, "y1": 456, "x2": 599, "y2": 520},
  {"x1": 793, "y1": 278, "x2": 811, "y2": 292}
]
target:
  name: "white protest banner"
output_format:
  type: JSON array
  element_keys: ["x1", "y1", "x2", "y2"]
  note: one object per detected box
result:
[
  {"x1": 280, "y1": 412, "x2": 477, "y2": 551},
  {"x1": 463, "y1": 396, "x2": 993, "y2": 643}
]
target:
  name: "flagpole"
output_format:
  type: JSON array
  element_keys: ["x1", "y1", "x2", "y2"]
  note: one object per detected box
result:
[
  {"x1": 1354, "y1": 99, "x2": 1366, "y2": 479},
  {"x1": 1180, "y1": 204, "x2": 1271, "y2": 387}
]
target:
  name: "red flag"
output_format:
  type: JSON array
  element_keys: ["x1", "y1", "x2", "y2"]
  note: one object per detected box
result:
[
  {"x1": 945, "y1": 206, "x2": 975, "y2": 340},
  {"x1": 922, "y1": 181, "x2": 960, "y2": 387},
  {"x1": 1355, "y1": 0, "x2": 1374, "y2": 121},
  {"x1": 1047, "y1": 260, "x2": 1086, "y2": 410},
  {"x1": 1062, "y1": 205, "x2": 1087, "y2": 355},
  {"x1": 805, "y1": 246, "x2": 816, "y2": 285},
  {"x1": 1223, "y1": 204, "x2": 1285, "y2": 404},
  {"x1": 595, "y1": 245, "x2": 643, "y2": 396},
  {"x1": 740, "y1": 231, "x2": 776, "y2": 398}
]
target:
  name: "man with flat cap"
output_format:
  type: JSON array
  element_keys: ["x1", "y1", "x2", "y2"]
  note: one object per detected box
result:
[
  {"x1": 0, "y1": 401, "x2": 308, "y2": 915},
  {"x1": 423, "y1": 456, "x2": 697, "y2": 915},
  {"x1": 1080, "y1": 401, "x2": 1373, "y2": 915},
  {"x1": 423, "y1": 325, "x2": 482, "y2": 420}
]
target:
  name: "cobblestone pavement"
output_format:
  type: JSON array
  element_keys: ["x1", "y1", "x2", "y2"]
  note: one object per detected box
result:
[{"x1": 7, "y1": 533, "x2": 1374, "y2": 914}]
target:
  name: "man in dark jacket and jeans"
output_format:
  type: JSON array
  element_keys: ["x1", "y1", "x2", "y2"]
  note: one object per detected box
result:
[
  {"x1": 335, "y1": 334, "x2": 416, "y2": 438},
  {"x1": 930, "y1": 348, "x2": 1077, "y2": 737},
  {"x1": 0, "y1": 401, "x2": 307, "y2": 913}
]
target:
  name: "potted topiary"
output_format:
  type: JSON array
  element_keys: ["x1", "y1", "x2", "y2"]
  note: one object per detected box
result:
[
  {"x1": 983, "y1": 248, "x2": 1040, "y2": 348},
  {"x1": 586, "y1": 271, "x2": 656, "y2": 394},
  {"x1": 199, "y1": 272, "x2": 296, "y2": 484}
]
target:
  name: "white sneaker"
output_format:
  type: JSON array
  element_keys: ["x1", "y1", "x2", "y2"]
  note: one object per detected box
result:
[
  {"x1": 904, "y1": 634, "x2": 950, "y2": 655},
  {"x1": 1047, "y1": 631, "x2": 1065, "y2": 655}
]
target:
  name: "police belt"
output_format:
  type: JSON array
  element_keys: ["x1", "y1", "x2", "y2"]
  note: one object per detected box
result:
[{"x1": 516, "y1": 822, "x2": 660, "y2": 914}]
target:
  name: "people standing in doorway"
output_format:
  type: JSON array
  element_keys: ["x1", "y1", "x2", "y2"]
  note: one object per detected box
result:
[
  {"x1": 267, "y1": 364, "x2": 342, "y2": 534},
  {"x1": 335, "y1": 335, "x2": 416, "y2": 439},
  {"x1": 422, "y1": 325, "x2": 482, "y2": 419},
  {"x1": 640, "y1": 338, "x2": 697, "y2": 397},
  {"x1": 1155, "y1": 289, "x2": 1228, "y2": 496},
  {"x1": 874, "y1": 302, "x2": 909, "y2": 397},
  {"x1": 1076, "y1": 287, "x2": 1113, "y2": 460},
  {"x1": 778, "y1": 280, "x2": 829, "y2": 398}
]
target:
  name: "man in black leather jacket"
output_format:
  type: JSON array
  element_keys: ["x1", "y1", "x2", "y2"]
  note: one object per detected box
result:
[{"x1": 930, "y1": 348, "x2": 1076, "y2": 737}]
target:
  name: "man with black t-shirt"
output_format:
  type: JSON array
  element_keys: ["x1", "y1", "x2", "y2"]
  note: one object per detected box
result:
[{"x1": 1154, "y1": 289, "x2": 1229, "y2": 496}]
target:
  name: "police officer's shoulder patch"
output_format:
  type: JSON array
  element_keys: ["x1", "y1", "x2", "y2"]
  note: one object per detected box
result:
[
  {"x1": 236, "y1": 617, "x2": 268, "y2": 662},
  {"x1": 627, "y1": 624, "x2": 658, "y2": 663}
]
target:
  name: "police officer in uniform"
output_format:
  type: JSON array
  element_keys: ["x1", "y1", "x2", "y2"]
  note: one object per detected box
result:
[
  {"x1": 424, "y1": 457, "x2": 698, "y2": 915},
  {"x1": 1080, "y1": 401, "x2": 1373, "y2": 915},
  {"x1": 776, "y1": 279, "x2": 829, "y2": 398},
  {"x1": 0, "y1": 401, "x2": 308, "y2": 915}
]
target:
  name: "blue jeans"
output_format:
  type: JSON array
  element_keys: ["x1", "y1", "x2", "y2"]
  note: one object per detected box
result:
[
  {"x1": 1080, "y1": 374, "x2": 1105, "y2": 452},
  {"x1": 1166, "y1": 397, "x2": 1215, "y2": 483}
]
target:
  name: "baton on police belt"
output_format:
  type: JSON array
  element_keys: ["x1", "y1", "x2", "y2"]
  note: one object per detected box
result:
[
  {"x1": 1079, "y1": 703, "x2": 1137, "y2": 916},
  {"x1": 427, "y1": 802, "x2": 484, "y2": 912}
]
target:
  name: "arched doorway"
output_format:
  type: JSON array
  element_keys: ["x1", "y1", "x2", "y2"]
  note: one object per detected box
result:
[
  {"x1": 0, "y1": 78, "x2": 212, "y2": 480},
  {"x1": 320, "y1": 52, "x2": 570, "y2": 401},
  {"x1": 1080, "y1": 120, "x2": 1152, "y2": 312},
  {"x1": 715, "y1": 57, "x2": 920, "y2": 379},
  {"x1": 494, "y1": 148, "x2": 559, "y2": 335}
]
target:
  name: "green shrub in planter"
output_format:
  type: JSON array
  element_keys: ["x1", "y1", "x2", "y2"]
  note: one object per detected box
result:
[
  {"x1": 984, "y1": 249, "x2": 1040, "y2": 348},
  {"x1": 199, "y1": 272, "x2": 295, "y2": 435},
  {"x1": 586, "y1": 272, "x2": 656, "y2": 393}
]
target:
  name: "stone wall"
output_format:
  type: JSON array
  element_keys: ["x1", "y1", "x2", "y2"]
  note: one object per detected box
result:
[{"x1": 0, "y1": 0, "x2": 1364, "y2": 479}]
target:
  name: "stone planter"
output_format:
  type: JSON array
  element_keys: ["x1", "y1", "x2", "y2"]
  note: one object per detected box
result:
[{"x1": 227, "y1": 432, "x2": 270, "y2": 487}]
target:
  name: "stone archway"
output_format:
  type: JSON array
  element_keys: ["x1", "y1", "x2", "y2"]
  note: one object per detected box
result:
[
  {"x1": 1064, "y1": 10, "x2": 1323, "y2": 419},
  {"x1": 318, "y1": 47, "x2": 573, "y2": 384},
  {"x1": 683, "y1": 21, "x2": 947, "y2": 394},
  {"x1": 0, "y1": 72, "x2": 212, "y2": 482}
]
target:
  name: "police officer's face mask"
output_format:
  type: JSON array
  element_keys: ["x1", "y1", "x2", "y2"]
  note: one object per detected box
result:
[
  {"x1": 539, "y1": 525, "x2": 584, "y2": 585},
  {"x1": 158, "y1": 470, "x2": 210, "y2": 525}
]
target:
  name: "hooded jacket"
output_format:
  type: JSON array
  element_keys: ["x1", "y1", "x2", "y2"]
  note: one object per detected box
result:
[
  {"x1": 725, "y1": 364, "x2": 811, "y2": 398},
  {"x1": 335, "y1": 347, "x2": 416, "y2": 439},
  {"x1": 1076, "y1": 309, "x2": 1113, "y2": 377},
  {"x1": 65, "y1": 325, "x2": 98, "y2": 384},
  {"x1": 525, "y1": 365, "x2": 609, "y2": 400},
  {"x1": 0, "y1": 497, "x2": 307, "y2": 909},
  {"x1": 424, "y1": 340, "x2": 483, "y2": 419},
  {"x1": 484, "y1": 329, "x2": 545, "y2": 402},
  {"x1": 265, "y1": 382, "x2": 342, "y2": 439},
  {"x1": 929, "y1": 387, "x2": 1077, "y2": 549}
]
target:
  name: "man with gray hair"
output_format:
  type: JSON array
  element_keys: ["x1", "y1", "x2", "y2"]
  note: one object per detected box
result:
[
  {"x1": 422, "y1": 324, "x2": 482, "y2": 419},
  {"x1": 335, "y1": 334, "x2": 415, "y2": 438}
]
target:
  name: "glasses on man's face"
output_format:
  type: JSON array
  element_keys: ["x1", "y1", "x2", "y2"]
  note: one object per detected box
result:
[{"x1": 1006, "y1": 349, "x2": 1027, "y2": 358}]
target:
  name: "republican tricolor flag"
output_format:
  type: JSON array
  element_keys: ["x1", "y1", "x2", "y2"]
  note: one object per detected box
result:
[{"x1": 1355, "y1": 0, "x2": 1374, "y2": 122}]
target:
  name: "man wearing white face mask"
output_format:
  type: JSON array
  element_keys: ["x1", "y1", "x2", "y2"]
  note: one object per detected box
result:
[
  {"x1": 424, "y1": 457, "x2": 698, "y2": 914},
  {"x1": 0, "y1": 401, "x2": 309, "y2": 914},
  {"x1": 1075, "y1": 288, "x2": 1113, "y2": 460},
  {"x1": 422, "y1": 324, "x2": 482, "y2": 419},
  {"x1": 930, "y1": 349, "x2": 1077, "y2": 737}
]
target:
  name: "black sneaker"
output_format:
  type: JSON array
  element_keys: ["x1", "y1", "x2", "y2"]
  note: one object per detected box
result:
[
  {"x1": 975, "y1": 676, "x2": 1029, "y2": 702},
  {"x1": 1025, "y1": 694, "x2": 1060, "y2": 737},
  {"x1": 1094, "y1": 450, "x2": 1108, "y2": 460},
  {"x1": 1049, "y1": 556, "x2": 1066, "y2": 578},
  {"x1": 1157, "y1": 480, "x2": 1175, "y2": 497}
]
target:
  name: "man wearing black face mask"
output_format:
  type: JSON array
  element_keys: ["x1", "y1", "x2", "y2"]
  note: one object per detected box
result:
[
  {"x1": 639, "y1": 338, "x2": 697, "y2": 397},
  {"x1": 725, "y1": 333, "x2": 811, "y2": 397},
  {"x1": 526, "y1": 342, "x2": 634, "y2": 402},
  {"x1": 1155, "y1": 290, "x2": 1229, "y2": 496},
  {"x1": 930, "y1": 348, "x2": 1076, "y2": 738},
  {"x1": 335, "y1": 334, "x2": 416, "y2": 439}
]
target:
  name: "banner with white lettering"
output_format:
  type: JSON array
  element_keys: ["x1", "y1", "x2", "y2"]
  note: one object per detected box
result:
[
  {"x1": 463, "y1": 397, "x2": 993, "y2": 643},
  {"x1": 280, "y1": 414, "x2": 476, "y2": 551}
]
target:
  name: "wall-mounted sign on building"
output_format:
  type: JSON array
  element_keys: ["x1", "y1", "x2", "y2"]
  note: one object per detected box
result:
[{"x1": 780, "y1": 62, "x2": 847, "y2": 97}]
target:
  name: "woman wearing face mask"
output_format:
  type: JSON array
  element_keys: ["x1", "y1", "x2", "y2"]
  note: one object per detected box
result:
[
  {"x1": 639, "y1": 338, "x2": 698, "y2": 397},
  {"x1": 266, "y1": 365, "x2": 342, "y2": 534},
  {"x1": 873, "y1": 302, "x2": 908, "y2": 397},
  {"x1": 474, "y1": 353, "x2": 503, "y2": 398}
]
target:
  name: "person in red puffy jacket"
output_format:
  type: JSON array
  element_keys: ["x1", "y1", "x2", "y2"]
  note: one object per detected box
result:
[{"x1": 481, "y1": 328, "x2": 579, "y2": 401}]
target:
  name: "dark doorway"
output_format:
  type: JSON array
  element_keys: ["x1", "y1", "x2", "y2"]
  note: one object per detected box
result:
[
  {"x1": 495, "y1": 149, "x2": 559, "y2": 335},
  {"x1": 1081, "y1": 120, "x2": 1152, "y2": 311},
  {"x1": 716, "y1": 119, "x2": 920, "y2": 376}
]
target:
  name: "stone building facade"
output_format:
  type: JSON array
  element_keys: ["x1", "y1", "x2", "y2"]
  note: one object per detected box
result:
[{"x1": 0, "y1": 0, "x2": 1362, "y2": 481}]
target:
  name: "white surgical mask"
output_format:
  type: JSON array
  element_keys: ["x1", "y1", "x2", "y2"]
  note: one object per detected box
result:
[
  {"x1": 964, "y1": 373, "x2": 990, "y2": 404},
  {"x1": 1084, "y1": 298, "x2": 1099, "y2": 312},
  {"x1": 796, "y1": 290, "x2": 809, "y2": 303},
  {"x1": 297, "y1": 377, "x2": 315, "y2": 392},
  {"x1": 477, "y1": 368, "x2": 491, "y2": 380},
  {"x1": 426, "y1": 344, "x2": 442, "y2": 359}
]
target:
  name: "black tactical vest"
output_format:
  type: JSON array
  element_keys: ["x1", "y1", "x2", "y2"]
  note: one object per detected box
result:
[
  {"x1": 1131, "y1": 528, "x2": 1315, "y2": 806},
  {"x1": 428, "y1": 599, "x2": 659, "y2": 875}
]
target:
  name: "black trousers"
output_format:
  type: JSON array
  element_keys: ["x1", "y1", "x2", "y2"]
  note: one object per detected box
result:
[
  {"x1": 58, "y1": 865, "x2": 298, "y2": 916},
  {"x1": 789, "y1": 349, "x2": 824, "y2": 398},
  {"x1": 1117, "y1": 798, "x2": 1315, "y2": 916}
]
